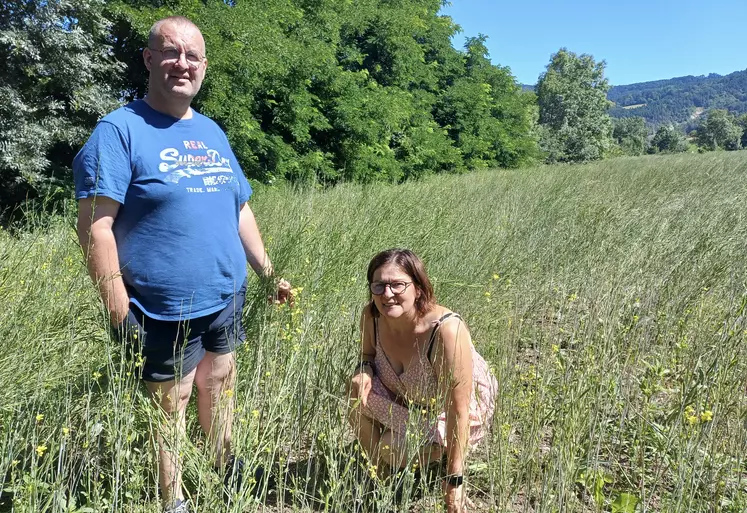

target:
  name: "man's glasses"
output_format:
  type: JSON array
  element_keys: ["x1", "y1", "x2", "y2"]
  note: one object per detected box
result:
[
  {"x1": 369, "y1": 281, "x2": 412, "y2": 295},
  {"x1": 149, "y1": 47, "x2": 204, "y2": 68}
]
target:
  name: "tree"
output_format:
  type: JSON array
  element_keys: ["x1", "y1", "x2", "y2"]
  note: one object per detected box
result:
[
  {"x1": 738, "y1": 114, "x2": 747, "y2": 148},
  {"x1": 649, "y1": 124, "x2": 688, "y2": 154},
  {"x1": 612, "y1": 117, "x2": 648, "y2": 156},
  {"x1": 435, "y1": 36, "x2": 539, "y2": 170},
  {"x1": 0, "y1": 0, "x2": 122, "y2": 211},
  {"x1": 696, "y1": 109, "x2": 742, "y2": 151},
  {"x1": 536, "y1": 48, "x2": 612, "y2": 163}
]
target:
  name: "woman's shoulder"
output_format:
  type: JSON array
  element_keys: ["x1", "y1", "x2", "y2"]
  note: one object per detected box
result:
[
  {"x1": 428, "y1": 305, "x2": 463, "y2": 324},
  {"x1": 431, "y1": 306, "x2": 469, "y2": 338}
]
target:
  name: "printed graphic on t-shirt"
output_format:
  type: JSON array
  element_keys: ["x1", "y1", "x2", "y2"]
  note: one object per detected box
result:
[{"x1": 159, "y1": 140, "x2": 236, "y2": 192}]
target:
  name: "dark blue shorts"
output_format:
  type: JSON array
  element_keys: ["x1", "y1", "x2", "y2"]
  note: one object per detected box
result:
[{"x1": 120, "y1": 283, "x2": 247, "y2": 382}]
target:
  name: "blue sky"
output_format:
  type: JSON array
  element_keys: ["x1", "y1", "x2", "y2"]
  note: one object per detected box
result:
[{"x1": 440, "y1": 0, "x2": 747, "y2": 86}]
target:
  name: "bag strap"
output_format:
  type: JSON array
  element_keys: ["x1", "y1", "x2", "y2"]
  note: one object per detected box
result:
[{"x1": 426, "y1": 312, "x2": 463, "y2": 363}]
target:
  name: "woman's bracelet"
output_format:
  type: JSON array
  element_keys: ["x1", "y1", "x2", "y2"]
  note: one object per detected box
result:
[
  {"x1": 445, "y1": 474, "x2": 464, "y2": 487},
  {"x1": 354, "y1": 360, "x2": 375, "y2": 374}
]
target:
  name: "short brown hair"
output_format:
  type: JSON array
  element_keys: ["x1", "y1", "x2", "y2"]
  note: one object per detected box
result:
[
  {"x1": 148, "y1": 16, "x2": 203, "y2": 50},
  {"x1": 367, "y1": 248, "x2": 435, "y2": 318}
]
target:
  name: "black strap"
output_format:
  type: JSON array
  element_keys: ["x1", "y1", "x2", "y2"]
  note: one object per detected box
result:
[{"x1": 426, "y1": 313, "x2": 462, "y2": 363}]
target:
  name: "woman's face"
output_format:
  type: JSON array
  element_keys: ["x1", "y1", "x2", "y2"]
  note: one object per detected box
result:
[{"x1": 370, "y1": 263, "x2": 419, "y2": 319}]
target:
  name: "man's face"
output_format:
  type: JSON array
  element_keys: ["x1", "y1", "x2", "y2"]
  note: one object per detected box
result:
[{"x1": 144, "y1": 22, "x2": 207, "y2": 102}]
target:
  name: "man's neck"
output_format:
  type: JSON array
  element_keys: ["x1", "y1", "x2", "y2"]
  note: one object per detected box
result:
[{"x1": 144, "y1": 94, "x2": 193, "y2": 120}]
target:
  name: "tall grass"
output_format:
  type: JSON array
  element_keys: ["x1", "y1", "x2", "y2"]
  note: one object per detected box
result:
[{"x1": 1, "y1": 152, "x2": 746, "y2": 512}]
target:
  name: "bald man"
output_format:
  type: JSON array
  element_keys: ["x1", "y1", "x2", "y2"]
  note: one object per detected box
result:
[{"x1": 73, "y1": 16, "x2": 288, "y2": 513}]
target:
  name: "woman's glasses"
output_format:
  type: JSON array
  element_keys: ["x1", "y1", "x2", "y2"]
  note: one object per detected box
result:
[{"x1": 369, "y1": 281, "x2": 412, "y2": 295}]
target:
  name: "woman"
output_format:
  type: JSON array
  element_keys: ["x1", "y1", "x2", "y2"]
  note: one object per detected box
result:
[{"x1": 348, "y1": 249, "x2": 497, "y2": 512}]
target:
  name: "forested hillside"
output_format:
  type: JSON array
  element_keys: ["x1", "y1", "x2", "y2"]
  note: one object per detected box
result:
[{"x1": 608, "y1": 69, "x2": 747, "y2": 126}]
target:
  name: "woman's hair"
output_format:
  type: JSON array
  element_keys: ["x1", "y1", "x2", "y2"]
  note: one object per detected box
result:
[{"x1": 367, "y1": 248, "x2": 435, "y2": 317}]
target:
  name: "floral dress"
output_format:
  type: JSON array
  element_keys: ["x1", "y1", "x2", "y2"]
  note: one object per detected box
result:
[{"x1": 359, "y1": 313, "x2": 497, "y2": 447}]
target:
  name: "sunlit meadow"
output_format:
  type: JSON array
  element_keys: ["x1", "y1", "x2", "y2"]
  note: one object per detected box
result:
[{"x1": 1, "y1": 152, "x2": 746, "y2": 512}]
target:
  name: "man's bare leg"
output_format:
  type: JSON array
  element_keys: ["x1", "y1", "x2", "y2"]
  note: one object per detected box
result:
[
  {"x1": 194, "y1": 351, "x2": 236, "y2": 468},
  {"x1": 146, "y1": 369, "x2": 197, "y2": 507}
]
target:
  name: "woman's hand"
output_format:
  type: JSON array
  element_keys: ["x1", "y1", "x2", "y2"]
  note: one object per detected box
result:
[
  {"x1": 349, "y1": 368, "x2": 373, "y2": 407},
  {"x1": 443, "y1": 482, "x2": 470, "y2": 512}
]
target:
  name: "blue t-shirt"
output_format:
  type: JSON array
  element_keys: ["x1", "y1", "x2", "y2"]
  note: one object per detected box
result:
[{"x1": 73, "y1": 100, "x2": 253, "y2": 321}]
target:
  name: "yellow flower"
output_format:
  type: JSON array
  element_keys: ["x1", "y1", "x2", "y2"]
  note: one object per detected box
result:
[
  {"x1": 492, "y1": 274, "x2": 500, "y2": 280},
  {"x1": 62, "y1": 427, "x2": 70, "y2": 436},
  {"x1": 35, "y1": 413, "x2": 44, "y2": 423},
  {"x1": 92, "y1": 371, "x2": 102, "y2": 380},
  {"x1": 551, "y1": 344, "x2": 560, "y2": 353},
  {"x1": 251, "y1": 410, "x2": 260, "y2": 418},
  {"x1": 684, "y1": 405, "x2": 698, "y2": 425},
  {"x1": 36, "y1": 444, "x2": 47, "y2": 457},
  {"x1": 223, "y1": 389, "x2": 234, "y2": 399},
  {"x1": 700, "y1": 410, "x2": 713, "y2": 423}
]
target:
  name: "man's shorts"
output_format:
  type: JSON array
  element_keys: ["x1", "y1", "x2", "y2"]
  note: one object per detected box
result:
[{"x1": 119, "y1": 282, "x2": 247, "y2": 383}]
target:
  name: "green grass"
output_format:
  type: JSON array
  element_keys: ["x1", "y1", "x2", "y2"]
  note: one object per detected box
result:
[{"x1": 1, "y1": 151, "x2": 746, "y2": 512}]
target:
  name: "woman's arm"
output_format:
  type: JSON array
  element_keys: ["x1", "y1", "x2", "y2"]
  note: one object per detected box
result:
[
  {"x1": 433, "y1": 318, "x2": 474, "y2": 477},
  {"x1": 350, "y1": 308, "x2": 377, "y2": 406},
  {"x1": 359, "y1": 307, "x2": 377, "y2": 364}
]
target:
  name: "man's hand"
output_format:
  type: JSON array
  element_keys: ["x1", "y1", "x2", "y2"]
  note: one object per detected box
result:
[
  {"x1": 108, "y1": 297, "x2": 131, "y2": 327},
  {"x1": 349, "y1": 369, "x2": 373, "y2": 407},
  {"x1": 275, "y1": 278, "x2": 293, "y2": 306}
]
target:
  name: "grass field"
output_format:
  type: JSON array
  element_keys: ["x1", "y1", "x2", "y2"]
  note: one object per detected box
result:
[{"x1": 1, "y1": 152, "x2": 746, "y2": 512}]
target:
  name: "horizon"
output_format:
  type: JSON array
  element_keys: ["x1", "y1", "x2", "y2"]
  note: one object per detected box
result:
[
  {"x1": 440, "y1": 0, "x2": 747, "y2": 87},
  {"x1": 519, "y1": 67, "x2": 746, "y2": 88}
]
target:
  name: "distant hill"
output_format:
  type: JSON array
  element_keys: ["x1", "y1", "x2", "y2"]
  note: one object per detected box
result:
[
  {"x1": 609, "y1": 70, "x2": 747, "y2": 127},
  {"x1": 523, "y1": 69, "x2": 747, "y2": 128}
]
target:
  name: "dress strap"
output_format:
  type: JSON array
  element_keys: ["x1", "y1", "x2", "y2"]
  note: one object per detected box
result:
[
  {"x1": 373, "y1": 316, "x2": 380, "y2": 347},
  {"x1": 426, "y1": 312, "x2": 463, "y2": 363}
]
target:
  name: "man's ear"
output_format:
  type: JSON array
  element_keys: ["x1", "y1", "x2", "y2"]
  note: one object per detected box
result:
[{"x1": 143, "y1": 48, "x2": 152, "y2": 71}]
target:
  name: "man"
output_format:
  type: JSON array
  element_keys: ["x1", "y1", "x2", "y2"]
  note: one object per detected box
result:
[{"x1": 73, "y1": 16, "x2": 290, "y2": 513}]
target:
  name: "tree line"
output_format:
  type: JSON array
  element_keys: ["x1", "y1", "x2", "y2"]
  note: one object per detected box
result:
[
  {"x1": 1, "y1": 0, "x2": 540, "y2": 210},
  {"x1": 613, "y1": 109, "x2": 747, "y2": 156},
  {"x1": 1, "y1": 0, "x2": 743, "y2": 215}
]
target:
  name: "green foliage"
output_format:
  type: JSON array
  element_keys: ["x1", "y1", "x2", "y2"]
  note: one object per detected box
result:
[
  {"x1": 611, "y1": 492, "x2": 640, "y2": 513},
  {"x1": 1, "y1": 0, "x2": 540, "y2": 212},
  {"x1": 435, "y1": 36, "x2": 539, "y2": 170},
  {"x1": 105, "y1": 0, "x2": 538, "y2": 185},
  {"x1": 536, "y1": 48, "x2": 613, "y2": 163},
  {"x1": 696, "y1": 109, "x2": 742, "y2": 151},
  {"x1": 650, "y1": 124, "x2": 688, "y2": 154},
  {"x1": 0, "y1": 0, "x2": 122, "y2": 212},
  {"x1": 612, "y1": 116, "x2": 648, "y2": 156},
  {"x1": 739, "y1": 114, "x2": 747, "y2": 148}
]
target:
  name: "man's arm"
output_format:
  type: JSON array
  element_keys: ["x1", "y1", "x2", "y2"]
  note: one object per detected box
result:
[
  {"x1": 238, "y1": 202, "x2": 272, "y2": 278},
  {"x1": 77, "y1": 196, "x2": 129, "y2": 326}
]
